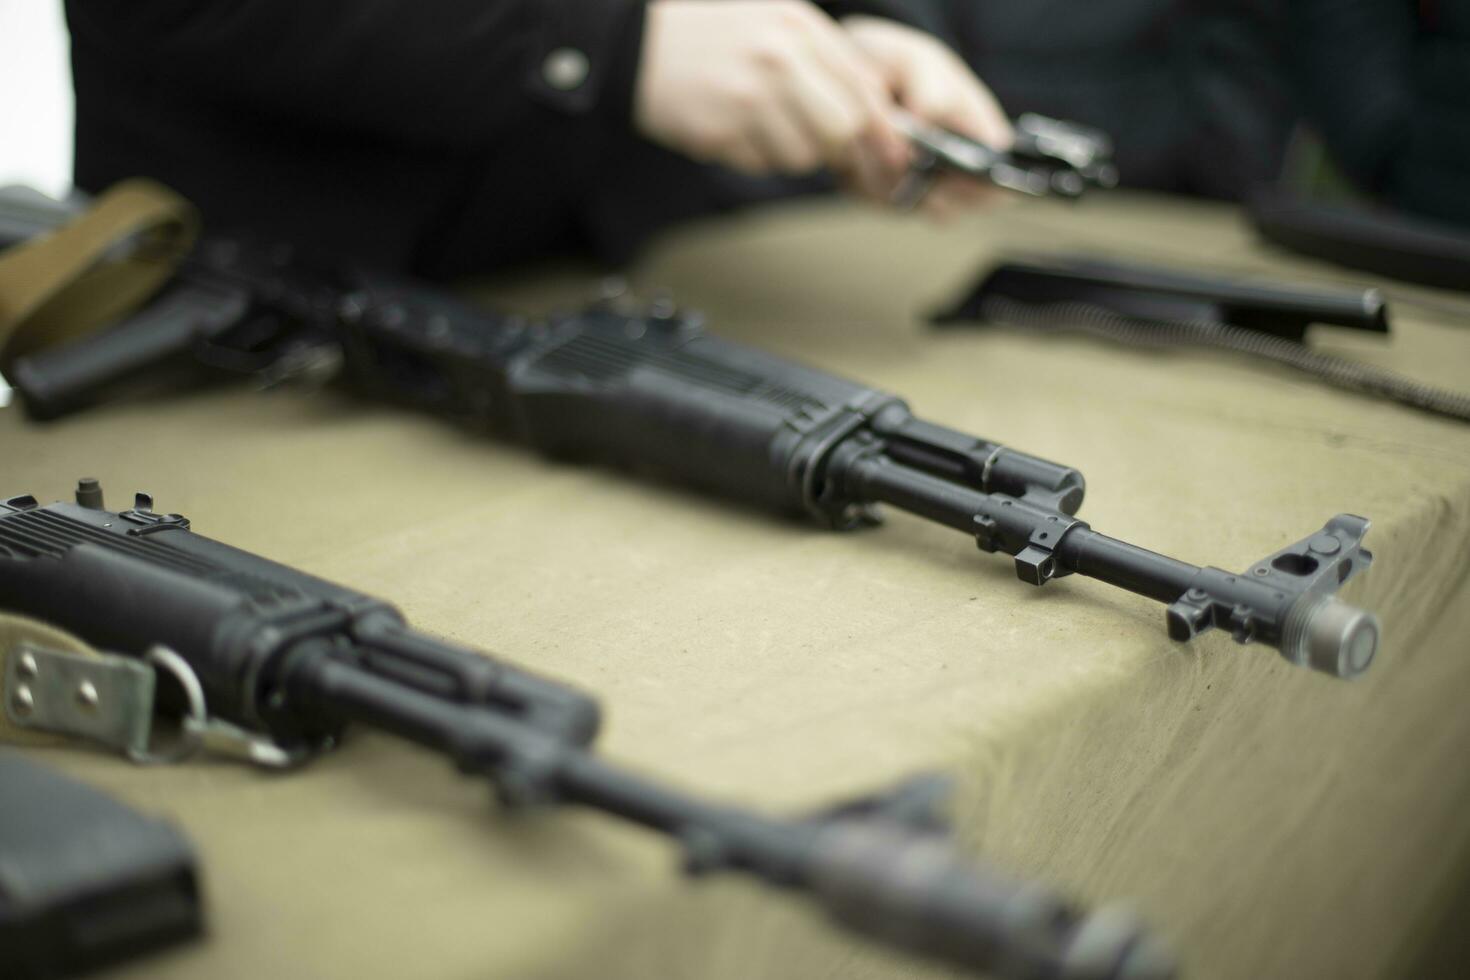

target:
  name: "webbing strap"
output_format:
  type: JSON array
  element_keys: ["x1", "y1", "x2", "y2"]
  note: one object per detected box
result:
[{"x1": 0, "y1": 179, "x2": 197, "y2": 370}]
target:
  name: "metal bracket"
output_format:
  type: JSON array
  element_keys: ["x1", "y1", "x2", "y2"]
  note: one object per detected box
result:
[
  {"x1": 4, "y1": 642, "x2": 308, "y2": 768},
  {"x1": 973, "y1": 496, "x2": 1084, "y2": 585},
  {"x1": 1166, "y1": 513, "x2": 1375, "y2": 640},
  {"x1": 1163, "y1": 514, "x2": 1379, "y2": 677},
  {"x1": 119, "y1": 492, "x2": 191, "y2": 535},
  {"x1": 1012, "y1": 517, "x2": 1082, "y2": 586},
  {"x1": 6, "y1": 643, "x2": 157, "y2": 757},
  {"x1": 1248, "y1": 513, "x2": 1373, "y2": 595}
]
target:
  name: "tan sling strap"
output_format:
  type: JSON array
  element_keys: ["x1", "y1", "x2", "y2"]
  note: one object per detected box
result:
[{"x1": 0, "y1": 178, "x2": 198, "y2": 370}]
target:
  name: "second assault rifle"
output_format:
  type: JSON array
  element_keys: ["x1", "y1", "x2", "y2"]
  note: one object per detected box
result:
[
  {"x1": 0, "y1": 482, "x2": 1173, "y2": 980},
  {"x1": 0, "y1": 184, "x2": 1380, "y2": 678}
]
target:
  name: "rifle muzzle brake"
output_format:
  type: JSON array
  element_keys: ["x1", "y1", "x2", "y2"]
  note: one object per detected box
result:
[{"x1": 1281, "y1": 593, "x2": 1380, "y2": 679}]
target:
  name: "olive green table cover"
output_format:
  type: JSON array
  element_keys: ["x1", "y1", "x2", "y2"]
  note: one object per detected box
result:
[{"x1": 3, "y1": 192, "x2": 1468, "y2": 979}]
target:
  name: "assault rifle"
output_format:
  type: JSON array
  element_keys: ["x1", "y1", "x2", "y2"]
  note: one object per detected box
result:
[
  {"x1": 0, "y1": 482, "x2": 1173, "y2": 980},
  {"x1": 0, "y1": 186, "x2": 1380, "y2": 678}
]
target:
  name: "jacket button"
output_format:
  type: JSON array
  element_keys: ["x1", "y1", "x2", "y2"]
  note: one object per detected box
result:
[{"x1": 543, "y1": 48, "x2": 590, "y2": 90}]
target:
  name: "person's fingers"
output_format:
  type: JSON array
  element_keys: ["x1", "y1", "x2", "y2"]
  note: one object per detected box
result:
[
  {"x1": 778, "y1": 50, "x2": 868, "y2": 169},
  {"x1": 800, "y1": 18, "x2": 910, "y2": 170},
  {"x1": 750, "y1": 105, "x2": 823, "y2": 174},
  {"x1": 947, "y1": 73, "x2": 1013, "y2": 151},
  {"x1": 635, "y1": 2, "x2": 924, "y2": 177},
  {"x1": 898, "y1": 56, "x2": 965, "y2": 132},
  {"x1": 836, "y1": 15, "x2": 1019, "y2": 217},
  {"x1": 891, "y1": 46, "x2": 1012, "y2": 152},
  {"x1": 838, "y1": 136, "x2": 903, "y2": 203},
  {"x1": 918, "y1": 174, "x2": 1008, "y2": 220},
  {"x1": 780, "y1": 60, "x2": 903, "y2": 186},
  {"x1": 918, "y1": 177, "x2": 969, "y2": 222},
  {"x1": 840, "y1": 16, "x2": 905, "y2": 89},
  {"x1": 931, "y1": 172, "x2": 997, "y2": 207},
  {"x1": 722, "y1": 139, "x2": 770, "y2": 176}
]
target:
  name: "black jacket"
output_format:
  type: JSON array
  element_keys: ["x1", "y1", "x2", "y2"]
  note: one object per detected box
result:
[
  {"x1": 65, "y1": 0, "x2": 931, "y2": 277},
  {"x1": 932, "y1": 0, "x2": 1294, "y2": 200},
  {"x1": 1289, "y1": 0, "x2": 1470, "y2": 224}
]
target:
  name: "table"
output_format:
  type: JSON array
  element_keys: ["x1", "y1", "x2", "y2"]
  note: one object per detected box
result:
[{"x1": 4, "y1": 191, "x2": 1469, "y2": 979}]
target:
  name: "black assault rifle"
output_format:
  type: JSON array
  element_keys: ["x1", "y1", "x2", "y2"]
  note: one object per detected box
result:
[
  {"x1": 0, "y1": 482, "x2": 1173, "y2": 980},
  {"x1": 0, "y1": 187, "x2": 1380, "y2": 679}
]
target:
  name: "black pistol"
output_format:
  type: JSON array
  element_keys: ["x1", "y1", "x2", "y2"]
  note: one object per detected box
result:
[{"x1": 896, "y1": 111, "x2": 1118, "y2": 200}]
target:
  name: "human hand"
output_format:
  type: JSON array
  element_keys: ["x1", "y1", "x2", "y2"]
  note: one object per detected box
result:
[
  {"x1": 633, "y1": 1, "x2": 909, "y2": 178},
  {"x1": 841, "y1": 16, "x2": 1013, "y2": 219}
]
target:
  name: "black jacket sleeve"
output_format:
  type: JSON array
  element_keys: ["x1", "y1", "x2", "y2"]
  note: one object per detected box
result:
[
  {"x1": 817, "y1": 0, "x2": 951, "y2": 37},
  {"x1": 64, "y1": 0, "x2": 647, "y2": 148},
  {"x1": 1286, "y1": 0, "x2": 1415, "y2": 190},
  {"x1": 1288, "y1": 0, "x2": 1470, "y2": 223}
]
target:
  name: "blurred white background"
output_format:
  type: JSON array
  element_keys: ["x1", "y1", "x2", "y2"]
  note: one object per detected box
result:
[{"x1": 1, "y1": 1, "x2": 74, "y2": 196}]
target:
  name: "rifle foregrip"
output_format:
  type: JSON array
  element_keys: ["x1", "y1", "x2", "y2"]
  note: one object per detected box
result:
[
  {"x1": 342, "y1": 284, "x2": 907, "y2": 521},
  {"x1": 511, "y1": 323, "x2": 900, "y2": 515}
]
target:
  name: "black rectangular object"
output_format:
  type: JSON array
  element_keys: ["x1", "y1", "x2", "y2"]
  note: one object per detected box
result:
[
  {"x1": 0, "y1": 752, "x2": 201, "y2": 978},
  {"x1": 936, "y1": 256, "x2": 1390, "y2": 342}
]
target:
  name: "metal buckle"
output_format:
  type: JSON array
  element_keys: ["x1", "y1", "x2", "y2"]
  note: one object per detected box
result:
[
  {"x1": 4, "y1": 642, "x2": 307, "y2": 768},
  {"x1": 6, "y1": 642, "x2": 157, "y2": 757}
]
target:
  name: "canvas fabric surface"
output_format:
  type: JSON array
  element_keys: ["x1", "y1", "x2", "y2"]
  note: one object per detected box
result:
[{"x1": 3, "y1": 192, "x2": 1468, "y2": 979}]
